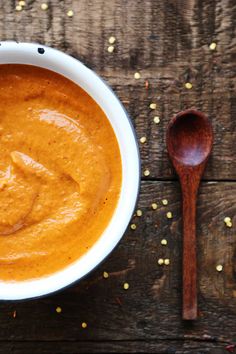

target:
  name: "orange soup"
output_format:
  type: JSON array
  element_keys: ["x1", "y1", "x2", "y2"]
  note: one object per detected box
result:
[{"x1": 0, "y1": 64, "x2": 122, "y2": 281}]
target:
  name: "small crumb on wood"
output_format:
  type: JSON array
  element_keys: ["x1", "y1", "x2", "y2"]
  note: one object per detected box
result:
[
  {"x1": 158, "y1": 258, "x2": 164, "y2": 265},
  {"x1": 82, "y1": 322, "x2": 87, "y2": 328},
  {"x1": 151, "y1": 203, "x2": 158, "y2": 210},
  {"x1": 130, "y1": 223, "x2": 137, "y2": 230},
  {"x1": 162, "y1": 199, "x2": 168, "y2": 205}
]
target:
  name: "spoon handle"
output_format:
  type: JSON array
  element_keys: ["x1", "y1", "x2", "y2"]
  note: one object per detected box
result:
[{"x1": 181, "y1": 173, "x2": 199, "y2": 320}]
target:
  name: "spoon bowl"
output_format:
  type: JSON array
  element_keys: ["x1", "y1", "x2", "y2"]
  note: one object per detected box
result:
[
  {"x1": 167, "y1": 110, "x2": 213, "y2": 167},
  {"x1": 166, "y1": 109, "x2": 213, "y2": 320}
]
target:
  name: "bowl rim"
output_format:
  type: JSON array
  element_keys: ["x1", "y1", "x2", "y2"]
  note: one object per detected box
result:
[{"x1": 0, "y1": 41, "x2": 140, "y2": 300}]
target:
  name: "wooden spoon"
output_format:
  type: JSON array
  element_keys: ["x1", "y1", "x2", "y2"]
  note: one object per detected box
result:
[{"x1": 166, "y1": 109, "x2": 213, "y2": 320}]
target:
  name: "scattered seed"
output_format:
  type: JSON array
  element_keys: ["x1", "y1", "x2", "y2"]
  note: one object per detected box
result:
[
  {"x1": 19, "y1": 1, "x2": 26, "y2": 6},
  {"x1": 149, "y1": 103, "x2": 157, "y2": 110},
  {"x1": 130, "y1": 223, "x2": 137, "y2": 230},
  {"x1": 81, "y1": 322, "x2": 87, "y2": 328},
  {"x1": 140, "y1": 136, "x2": 147, "y2": 143},
  {"x1": 107, "y1": 45, "x2": 114, "y2": 53},
  {"x1": 151, "y1": 203, "x2": 158, "y2": 210},
  {"x1": 145, "y1": 80, "x2": 149, "y2": 89},
  {"x1": 161, "y1": 239, "x2": 168, "y2": 246},
  {"x1": 108, "y1": 36, "x2": 116, "y2": 44},
  {"x1": 226, "y1": 221, "x2": 233, "y2": 228},
  {"x1": 224, "y1": 217, "x2": 231, "y2": 224},
  {"x1": 56, "y1": 306, "x2": 62, "y2": 313},
  {"x1": 123, "y1": 282, "x2": 129, "y2": 290},
  {"x1": 13, "y1": 310, "x2": 17, "y2": 318},
  {"x1": 158, "y1": 258, "x2": 164, "y2": 265},
  {"x1": 136, "y1": 209, "x2": 142, "y2": 217},
  {"x1": 41, "y1": 3, "x2": 48, "y2": 10},
  {"x1": 185, "y1": 82, "x2": 193, "y2": 89},
  {"x1": 209, "y1": 42, "x2": 217, "y2": 51},
  {"x1": 164, "y1": 258, "x2": 170, "y2": 265},
  {"x1": 143, "y1": 169, "x2": 150, "y2": 176},
  {"x1": 216, "y1": 264, "x2": 223, "y2": 272},
  {"x1": 166, "y1": 211, "x2": 173, "y2": 219},
  {"x1": 153, "y1": 116, "x2": 160, "y2": 124},
  {"x1": 103, "y1": 271, "x2": 109, "y2": 279},
  {"x1": 15, "y1": 4, "x2": 22, "y2": 11},
  {"x1": 67, "y1": 10, "x2": 74, "y2": 17},
  {"x1": 161, "y1": 199, "x2": 168, "y2": 205},
  {"x1": 134, "y1": 72, "x2": 141, "y2": 80}
]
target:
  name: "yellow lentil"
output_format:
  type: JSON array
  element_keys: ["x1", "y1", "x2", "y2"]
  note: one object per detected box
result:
[
  {"x1": 140, "y1": 136, "x2": 147, "y2": 143},
  {"x1": 134, "y1": 72, "x2": 141, "y2": 79},
  {"x1": 82, "y1": 322, "x2": 87, "y2": 328},
  {"x1": 15, "y1": 4, "x2": 23, "y2": 11},
  {"x1": 136, "y1": 209, "x2": 142, "y2": 217},
  {"x1": 162, "y1": 199, "x2": 168, "y2": 205},
  {"x1": 158, "y1": 258, "x2": 164, "y2": 265},
  {"x1": 185, "y1": 82, "x2": 193, "y2": 89},
  {"x1": 216, "y1": 264, "x2": 223, "y2": 272},
  {"x1": 166, "y1": 211, "x2": 173, "y2": 219},
  {"x1": 209, "y1": 42, "x2": 217, "y2": 50},
  {"x1": 130, "y1": 223, "x2": 137, "y2": 230},
  {"x1": 153, "y1": 116, "x2": 160, "y2": 124},
  {"x1": 41, "y1": 3, "x2": 48, "y2": 10},
  {"x1": 164, "y1": 258, "x2": 170, "y2": 265},
  {"x1": 67, "y1": 10, "x2": 74, "y2": 17},
  {"x1": 103, "y1": 271, "x2": 109, "y2": 279},
  {"x1": 123, "y1": 282, "x2": 129, "y2": 290},
  {"x1": 107, "y1": 45, "x2": 114, "y2": 53},
  {"x1": 161, "y1": 239, "x2": 168, "y2": 246},
  {"x1": 149, "y1": 103, "x2": 157, "y2": 110},
  {"x1": 151, "y1": 203, "x2": 158, "y2": 210},
  {"x1": 108, "y1": 36, "x2": 116, "y2": 44},
  {"x1": 143, "y1": 169, "x2": 150, "y2": 176},
  {"x1": 56, "y1": 306, "x2": 62, "y2": 313}
]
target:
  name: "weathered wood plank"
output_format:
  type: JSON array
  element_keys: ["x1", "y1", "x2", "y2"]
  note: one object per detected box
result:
[
  {"x1": 0, "y1": 0, "x2": 235, "y2": 179},
  {"x1": 0, "y1": 340, "x2": 230, "y2": 354},
  {"x1": 0, "y1": 181, "x2": 235, "y2": 351}
]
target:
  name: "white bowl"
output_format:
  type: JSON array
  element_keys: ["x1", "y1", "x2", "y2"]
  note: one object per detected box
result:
[{"x1": 0, "y1": 41, "x2": 140, "y2": 300}]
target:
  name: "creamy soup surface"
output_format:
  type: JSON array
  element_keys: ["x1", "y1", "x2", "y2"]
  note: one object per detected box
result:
[{"x1": 0, "y1": 64, "x2": 122, "y2": 281}]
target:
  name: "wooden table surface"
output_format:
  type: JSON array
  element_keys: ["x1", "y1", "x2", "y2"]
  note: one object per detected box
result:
[{"x1": 0, "y1": 1, "x2": 236, "y2": 353}]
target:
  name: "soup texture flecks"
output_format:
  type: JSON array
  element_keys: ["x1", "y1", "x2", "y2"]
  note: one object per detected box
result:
[{"x1": 0, "y1": 64, "x2": 122, "y2": 281}]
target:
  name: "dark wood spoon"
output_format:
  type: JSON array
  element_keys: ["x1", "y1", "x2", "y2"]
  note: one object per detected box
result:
[{"x1": 166, "y1": 109, "x2": 213, "y2": 320}]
